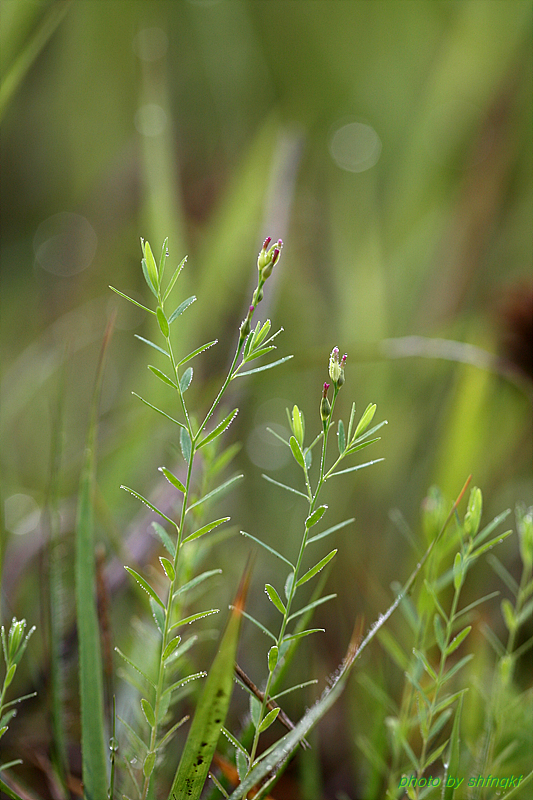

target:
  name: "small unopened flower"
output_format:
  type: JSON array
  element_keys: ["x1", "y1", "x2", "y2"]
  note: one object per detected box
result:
[
  {"x1": 320, "y1": 382, "x2": 331, "y2": 422},
  {"x1": 329, "y1": 347, "x2": 347, "y2": 386},
  {"x1": 258, "y1": 237, "x2": 283, "y2": 279},
  {"x1": 240, "y1": 305, "x2": 254, "y2": 340}
]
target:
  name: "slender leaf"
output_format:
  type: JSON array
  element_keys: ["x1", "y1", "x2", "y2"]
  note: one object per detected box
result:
[
  {"x1": 121, "y1": 486, "x2": 176, "y2": 528},
  {"x1": 170, "y1": 609, "x2": 219, "y2": 631},
  {"x1": 178, "y1": 339, "x2": 218, "y2": 367},
  {"x1": 141, "y1": 258, "x2": 158, "y2": 297},
  {"x1": 132, "y1": 392, "x2": 186, "y2": 429},
  {"x1": 141, "y1": 698, "x2": 155, "y2": 728},
  {"x1": 328, "y1": 458, "x2": 384, "y2": 477},
  {"x1": 265, "y1": 584, "x2": 286, "y2": 615},
  {"x1": 159, "y1": 466, "x2": 186, "y2": 494},
  {"x1": 156, "y1": 306, "x2": 169, "y2": 338},
  {"x1": 125, "y1": 567, "x2": 165, "y2": 609},
  {"x1": 296, "y1": 550, "x2": 337, "y2": 588},
  {"x1": 445, "y1": 625, "x2": 471, "y2": 656},
  {"x1": 197, "y1": 409, "x2": 238, "y2": 449},
  {"x1": 307, "y1": 517, "x2": 355, "y2": 545},
  {"x1": 174, "y1": 570, "x2": 222, "y2": 598},
  {"x1": 257, "y1": 707, "x2": 280, "y2": 734},
  {"x1": 179, "y1": 366, "x2": 193, "y2": 393},
  {"x1": 337, "y1": 419, "x2": 346, "y2": 454},
  {"x1": 305, "y1": 505, "x2": 328, "y2": 529},
  {"x1": 159, "y1": 556, "x2": 175, "y2": 582},
  {"x1": 109, "y1": 285, "x2": 155, "y2": 315},
  {"x1": 283, "y1": 628, "x2": 324, "y2": 643},
  {"x1": 183, "y1": 517, "x2": 230, "y2": 544},
  {"x1": 470, "y1": 529, "x2": 512, "y2": 559},
  {"x1": 151, "y1": 522, "x2": 176, "y2": 559},
  {"x1": 114, "y1": 648, "x2": 155, "y2": 689},
  {"x1": 288, "y1": 594, "x2": 337, "y2": 622},
  {"x1": 186, "y1": 474, "x2": 244, "y2": 513},
  {"x1": 289, "y1": 435, "x2": 306, "y2": 469},
  {"x1": 241, "y1": 531, "x2": 295, "y2": 568},
  {"x1": 148, "y1": 364, "x2": 178, "y2": 389},
  {"x1": 169, "y1": 295, "x2": 196, "y2": 324},
  {"x1": 233, "y1": 354, "x2": 293, "y2": 377},
  {"x1": 134, "y1": 334, "x2": 169, "y2": 358},
  {"x1": 344, "y1": 437, "x2": 381, "y2": 456},
  {"x1": 162, "y1": 637, "x2": 182, "y2": 662},
  {"x1": 261, "y1": 473, "x2": 308, "y2": 499},
  {"x1": 163, "y1": 256, "x2": 188, "y2": 302},
  {"x1": 167, "y1": 572, "x2": 249, "y2": 799},
  {"x1": 179, "y1": 428, "x2": 192, "y2": 465}
]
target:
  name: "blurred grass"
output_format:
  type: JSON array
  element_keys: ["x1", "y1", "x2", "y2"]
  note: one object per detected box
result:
[{"x1": 0, "y1": 0, "x2": 531, "y2": 796}]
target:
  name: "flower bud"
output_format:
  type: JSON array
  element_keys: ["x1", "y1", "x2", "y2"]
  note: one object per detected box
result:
[
  {"x1": 320, "y1": 383, "x2": 331, "y2": 422},
  {"x1": 240, "y1": 305, "x2": 254, "y2": 340},
  {"x1": 329, "y1": 347, "x2": 341, "y2": 383},
  {"x1": 516, "y1": 503, "x2": 533, "y2": 567},
  {"x1": 258, "y1": 237, "x2": 283, "y2": 279}
]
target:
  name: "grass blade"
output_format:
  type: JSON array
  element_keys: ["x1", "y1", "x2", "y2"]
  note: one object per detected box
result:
[{"x1": 166, "y1": 569, "x2": 250, "y2": 799}]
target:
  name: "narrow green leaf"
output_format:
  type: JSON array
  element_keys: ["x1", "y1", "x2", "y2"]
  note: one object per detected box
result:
[
  {"x1": 167, "y1": 573, "x2": 249, "y2": 800},
  {"x1": 284, "y1": 571, "x2": 295, "y2": 601},
  {"x1": 236, "y1": 609, "x2": 277, "y2": 641},
  {"x1": 151, "y1": 522, "x2": 176, "y2": 558},
  {"x1": 186, "y1": 474, "x2": 243, "y2": 513},
  {"x1": 109, "y1": 285, "x2": 155, "y2": 314},
  {"x1": 162, "y1": 672, "x2": 206, "y2": 699},
  {"x1": 241, "y1": 531, "x2": 295, "y2": 568},
  {"x1": 434, "y1": 614, "x2": 445, "y2": 652},
  {"x1": 179, "y1": 366, "x2": 193, "y2": 393},
  {"x1": 233, "y1": 354, "x2": 293, "y2": 377},
  {"x1": 440, "y1": 654, "x2": 474, "y2": 685},
  {"x1": 347, "y1": 402, "x2": 357, "y2": 443},
  {"x1": 283, "y1": 628, "x2": 324, "y2": 643},
  {"x1": 4, "y1": 664, "x2": 16, "y2": 689},
  {"x1": 159, "y1": 556, "x2": 175, "y2": 582},
  {"x1": 197, "y1": 409, "x2": 238, "y2": 449},
  {"x1": 121, "y1": 486, "x2": 176, "y2": 528},
  {"x1": 162, "y1": 636, "x2": 182, "y2": 662},
  {"x1": 169, "y1": 295, "x2": 196, "y2": 324},
  {"x1": 472, "y1": 509, "x2": 511, "y2": 548},
  {"x1": 132, "y1": 392, "x2": 186, "y2": 429},
  {"x1": 501, "y1": 598, "x2": 517, "y2": 632},
  {"x1": 141, "y1": 698, "x2": 155, "y2": 728},
  {"x1": 134, "y1": 334, "x2": 169, "y2": 357},
  {"x1": 141, "y1": 258, "x2": 158, "y2": 297},
  {"x1": 337, "y1": 419, "x2": 346, "y2": 454},
  {"x1": 413, "y1": 649, "x2": 437, "y2": 681},
  {"x1": 158, "y1": 237, "x2": 169, "y2": 279},
  {"x1": 148, "y1": 364, "x2": 178, "y2": 389},
  {"x1": 422, "y1": 738, "x2": 449, "y2": 771},
  {"x1": 344, "y1": 437, "x2": 381, "y2": 456},
  {"x1": 296, "y1": 550, "x2": 337, "y2": 588},
  {"x1": 453, "y1": 552, "x2": 463, "y2": 592},
  {"x1": 125, "y1": 566, "x2": 165, "y2": 609},
  {"x1": 174, "y1": 569, "x2": 222, "y2": 598},
  {"x1": 261, "y1": 473, "x2": 308, "y2": 499},
  {"x1": 307, "y1": 518, "x2": 355, "y2": 545},
  {"x1": 246, "y1": 345, "x2": 276, "y2": 362},
  {"x1": 445, "y1": 625, "x2": 472, "y2": 656},
  {"x1": 144, "y1": 241, "x2": 159, "y2": 287},
  {"x1": 257, "y1": 707, "x2": 280, "y2": 734},
  {"x1": 289, "y1": 435, "x2": 305, "y2": 469},
  {"x1": 328, "y1": 458, "x2": 384, "y2": 477},
  {"x1": 180, "y1": 427, "x2": 192, "y2": 464},
  {"x1": 423, "y1": 579, "x2": 448, "y2": 622},
  {"x1": 352, "y1": 403, "x2": 376, "y2": 441},
  {"x1": 170, "y1": 609, "x2": 219, "y2": 631},
  {"x1": 163, "y1": 256, "x2": 188, "y2": 302},
  {"x1": 183, "y1": 517, "x2": 230, "y2": 544},
  {"x1": 265, "y1": 584, "x2": 286, "y2": 615},
  {"x1": 178, "y1": 339, "x2": 218, "y2": 367},
  {"x1": 252, "y1": 319, "x2": 271, "y2": 349},
  {"x1": 268, "y1": 645, "x2": 279, "y2": 672},
  {"x1": 433, "y1": 689, "x2": 467, "y2": 715},
  {"x1": 156, "y1": 307, "x2": 169, "y2": 338},
  {"x1": 470, "y1": 529, "x2": 512, "y2": 559},
  {"x1": 143, "y1": 751, "x2": 156, "y2": 778},
  {"x1": 159, "y1": 466, "x2": 186, "y2": 494},
  {"x1": 305, "y1": 505, "x2": 328, "y2": 529},
  {"x1": 114, "y1": 648, "x2": 155, "y2": 689},
  {"x1": 487, "y1": 554, "x2": 519, "y2": 594},
  {"x1": 288, "y1": 594, "x2": 337, "y2": 622}
]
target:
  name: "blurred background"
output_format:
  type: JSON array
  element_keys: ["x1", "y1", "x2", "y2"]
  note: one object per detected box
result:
[{"x1": 1, "y1": 1, "x2": 532, "y2": 798}]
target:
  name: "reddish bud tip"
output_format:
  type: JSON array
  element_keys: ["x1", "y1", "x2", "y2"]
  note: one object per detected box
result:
[
  {"x1": 262, "y1": 237, "x2": 271, "y2": 251},
  {"x1": 341, "y1": 353, "x2": 347, "y2": 366},
  {"x1": 272, "y1": 248, "x2": 280, "y2": 265},
  {"x1": 323, "y1": 382, "x2": 330, "y2": 397}
]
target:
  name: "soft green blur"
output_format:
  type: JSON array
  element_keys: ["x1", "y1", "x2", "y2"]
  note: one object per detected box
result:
[{"x1": 1, "y1": 1, "x2": 531, "y2": 795}]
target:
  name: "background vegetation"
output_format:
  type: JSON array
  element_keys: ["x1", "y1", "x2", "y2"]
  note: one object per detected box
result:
[{"x1": 1, "y1": 1, "x2": 531, "y2": 798}]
